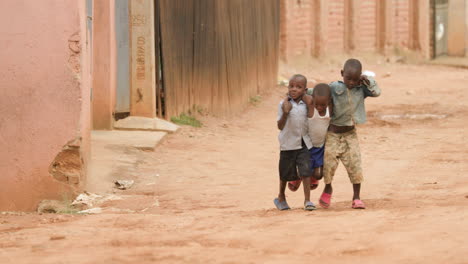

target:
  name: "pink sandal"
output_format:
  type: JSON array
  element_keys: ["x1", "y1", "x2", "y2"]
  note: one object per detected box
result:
[
  {"x1": 288, "y1": 180, "x2": 301, "y2": 192},
  {"x1": 310, "y1": 178, "x2": 319, "y2": 190},
  {"x1": 352, "y1": 199, "x2": 366, "y2": 209},
  {"x1": 319, "y1": 192, "x2": 332, "y2": 208}
]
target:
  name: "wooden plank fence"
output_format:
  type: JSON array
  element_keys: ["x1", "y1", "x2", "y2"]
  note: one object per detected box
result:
[{"x1": 159, "y1": 0, "x2": 280, "y2": 118}]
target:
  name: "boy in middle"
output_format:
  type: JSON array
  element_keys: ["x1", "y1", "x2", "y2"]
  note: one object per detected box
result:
[{"x1": 288, "y1": 84, "x2": 332, "y2": 192}]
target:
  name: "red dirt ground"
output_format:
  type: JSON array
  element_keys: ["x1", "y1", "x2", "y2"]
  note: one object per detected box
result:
[{"x1": 1, "y1": 61, "x2": 467, "y2": 263}]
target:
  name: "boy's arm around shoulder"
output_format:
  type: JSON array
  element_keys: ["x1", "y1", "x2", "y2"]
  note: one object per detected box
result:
[{"x1": 363, "y1": 76, "x2": 381, "y2": 98}]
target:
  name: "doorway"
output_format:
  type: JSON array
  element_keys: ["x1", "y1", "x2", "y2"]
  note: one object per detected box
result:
[{"x1": 434, "y1": 0, "x2": 449, "y2": 56}]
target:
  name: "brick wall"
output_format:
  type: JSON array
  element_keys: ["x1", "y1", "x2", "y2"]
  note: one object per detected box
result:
[
  {"x1": 353, "y1": 0, "x2": 377, "y2": 52},
  {"x1": 325, "y1": 0, "x2": 345, "y2": 53},
  {"x1": 279, "y1": 0, "x2": 435, "y2": 61},
  {"x1": 280, "y1": 0, "x2": 314, "y2": 61},
  {"x1": 392, "y1": 0, "x2": 410, "y2": 48}
]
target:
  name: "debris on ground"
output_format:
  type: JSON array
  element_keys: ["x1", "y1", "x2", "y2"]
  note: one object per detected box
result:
[
  {"x1": 78, "y1": 207, "x2": 103, "y2": 214},
  {"x1": 37, "y1": 200, "x2": 68, "y2": 214},
  {"x1": 380, "y1": 114, "x2": 447, "y2": 120},
  {"x1": 383, "y1": 72, "x2": 392, "y2": 78},
  {"x1": 106, "y1": 208, "x2": 135, "y2": 213},
  {"x1": 71, "y1": 193, "x2": 103, "y2": 209},
  {"x1": 278, "y1": 79, "x2": 289, "y2": 86},
  {"x1": 71, "y1": 192, "x2": 123, "y2": 210},
  {"x1": 153, "y1": 199, "x2": 160, "y2": 207},
  {"x1": 50, "y1": 235, "x2": 66, "y2": 241},
  {"x1": 362, "y1": 70, "x2": 376, "y2": 77},
  {"x1": 114, "y1": 180, "x2": 135, "y2": 190}
]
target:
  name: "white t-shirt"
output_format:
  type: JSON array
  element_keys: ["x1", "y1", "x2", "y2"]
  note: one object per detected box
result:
[{"x1": 307, "y1": 107, "x2": 330, "y2": 148}]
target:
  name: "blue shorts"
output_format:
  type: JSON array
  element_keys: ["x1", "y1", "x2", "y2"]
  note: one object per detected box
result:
[{"x1": 309, "y1": 146, "x2": 325, "y2": 169}]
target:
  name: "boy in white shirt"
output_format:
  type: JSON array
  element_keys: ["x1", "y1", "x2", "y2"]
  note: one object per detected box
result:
[{"x1": 275, "y1": 74, "x2": 316, "y2": 211}]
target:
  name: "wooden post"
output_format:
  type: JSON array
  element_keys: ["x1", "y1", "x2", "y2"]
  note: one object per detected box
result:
[
  {"x1": 129, "y1": 0, "x2": 156, "y2": 117},
  {"x1": 92, "y1": 0, "x2": 116, "y2": 130},
  {"x1": 344, "y1": 0, "x2": 354, "y2": 53},
  {"x1": 376, "y1": 0, "x2": 387, "y2": 54}
]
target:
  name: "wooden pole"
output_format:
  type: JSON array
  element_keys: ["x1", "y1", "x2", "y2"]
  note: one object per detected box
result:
[{"x1": 129, "y1": 0, "x2": 156, "y2": 117}]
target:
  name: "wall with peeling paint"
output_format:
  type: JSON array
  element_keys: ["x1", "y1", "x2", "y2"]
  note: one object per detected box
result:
[{"x1": 0, "y1": 0, "x2": 91, "y2": 211}]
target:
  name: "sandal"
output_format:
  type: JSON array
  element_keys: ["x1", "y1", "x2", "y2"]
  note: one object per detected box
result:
[
  {"x1": 274, "y1": 198, "x2": 291, "y2": 210},
  {"x1": 319, "y1": 192, "x2": 332, "y2": 209},
  {"x1": 352, "y1": 199, "x2": 366, "y2": 209},
  {"x1": 287, "y1": 180, "x2": 302, "y2": 192},
  {"x1": 304, "y1": 201, "x2": 316, "y2": 211},
  {"x1": 310, "y1": 178, "x2": 319, "y2": 190}
]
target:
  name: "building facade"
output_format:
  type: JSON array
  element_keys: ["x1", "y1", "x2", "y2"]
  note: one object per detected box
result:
[
  {"x1": 0, "y1": 1, "x2": 91, "y2": 211},
  {"x1": 0, "y1": 0, "x2": 280, "y2": 211},
  {"x1": 280, "y1": 0, "x2": 467, "y2": 62}
]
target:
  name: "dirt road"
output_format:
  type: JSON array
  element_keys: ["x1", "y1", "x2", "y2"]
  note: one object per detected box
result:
[{"x1": 1, "y1": 62, "x2": 467, "y2": 263}]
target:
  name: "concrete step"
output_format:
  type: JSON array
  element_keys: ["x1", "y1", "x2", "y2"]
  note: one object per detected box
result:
[
  {"x1": 114, "y1": 116, "x2": 179, "y2": 133},
  {"x1": 91, "y1": 130, "x2": 167, "y2": 151}
]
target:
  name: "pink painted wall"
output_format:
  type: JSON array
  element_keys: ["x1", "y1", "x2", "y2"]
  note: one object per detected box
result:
[{"x1": 0, "y1": 0, "x2": 91, "y2": 211}]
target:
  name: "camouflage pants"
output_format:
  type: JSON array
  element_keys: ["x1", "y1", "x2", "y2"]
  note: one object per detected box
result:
[{"x1": 323, "y1": 129, "x2": 363, "y2": 184}]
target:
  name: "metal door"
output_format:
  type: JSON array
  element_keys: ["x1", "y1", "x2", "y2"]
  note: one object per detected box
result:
[{"x1": 435, "y1": 0, "x2": 449, "y2": 56}]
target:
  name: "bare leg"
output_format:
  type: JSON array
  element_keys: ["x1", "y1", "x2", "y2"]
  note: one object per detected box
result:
[
  {"x1": 313, "y1": 167, "x2": 323, "y2": 180},
  {"x1": 324, "y1": 183, "x2": 333, "y2": 194},
  {"x1": 302, "y1": 176, "x2": 311, "y2": 203},
  {"x1": 353, "y1": 183, "x2": 361, "y2": 200},
  {"x1": 278, "y1": 180, "x2": 287, "y2": 202}
]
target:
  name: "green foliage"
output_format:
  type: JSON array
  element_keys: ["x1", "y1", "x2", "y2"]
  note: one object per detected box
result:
[
  {"x1": 171, "y1": 113, "x2": 202, "y2": 127},
  {"x1": 249, "y1": 95, "x2": 262, "y2": 106}
]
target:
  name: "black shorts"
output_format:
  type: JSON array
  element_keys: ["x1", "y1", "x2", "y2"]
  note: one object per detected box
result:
[{"x1": 279, "y1": 145, "x2": 313, "y2": 182}]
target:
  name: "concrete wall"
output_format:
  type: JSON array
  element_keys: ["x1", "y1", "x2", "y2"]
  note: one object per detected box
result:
[
  {"x1": 466, "y1": 0, "x2": 468, "y2": 56},
  {"x1": 447, "y1": 0, "x2": 466, "y2": 56},
  {"x1": 417, "y1": 0, "x2": 432, "y2": 59},
  {"x1": 0, "y1": 0, "x2": 91, "y2": 211},
  {"x1": 465, "y1": 0, "x2": 468, "y2": 57}
]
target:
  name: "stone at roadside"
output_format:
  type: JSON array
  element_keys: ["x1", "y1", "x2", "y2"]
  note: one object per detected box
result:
[
  {"x1": 71, "y1": 192, "x2": 123, "y2": 210},
  {"x1": 71, "y1": 192, "x2": 103, "y2": 210},
  {"x1": 115, "y1": 180, "x2": 135, "y2": 190}
]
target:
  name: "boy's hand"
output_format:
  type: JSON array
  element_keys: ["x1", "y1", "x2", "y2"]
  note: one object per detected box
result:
[
  {"x1": 282, "y1": 97, "x2": 292, "y2": 114},
  {"x1": 302, "y1": 94, "x2": 313, "y2": 105},
  {"x1": 360, "y1": 75, "x2": 370, "y2": 86}
]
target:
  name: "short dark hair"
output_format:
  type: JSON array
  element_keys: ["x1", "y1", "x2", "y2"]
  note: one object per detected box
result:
[
  {"x1": 343, "y1": 58, "x2": 362, "y2": 72},
  {"x1": 290, "y1": 74, "x2": 307, "y2": 87},
  {"x1": 313, "y1": 83, "x2": 331, "y2": 97}
]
